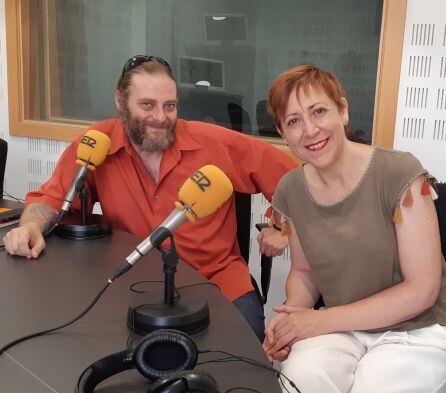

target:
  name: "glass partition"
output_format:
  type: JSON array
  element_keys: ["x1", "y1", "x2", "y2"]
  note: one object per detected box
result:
[{"x1": 22, "y1": 0, "x2": 383, "y2": 143}]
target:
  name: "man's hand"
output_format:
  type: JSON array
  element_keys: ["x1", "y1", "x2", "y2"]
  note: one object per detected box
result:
[
  {"x1": 3, "y1": 223, "x2": 46, "y2": 259},
  {"x1": 257, "y1": 226, "x2": 288, "y2": 257}
]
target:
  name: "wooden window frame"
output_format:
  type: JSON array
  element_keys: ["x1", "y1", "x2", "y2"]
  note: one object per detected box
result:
[{"x1": 6, "y1": 0, "x2": 407, "y2": 146}]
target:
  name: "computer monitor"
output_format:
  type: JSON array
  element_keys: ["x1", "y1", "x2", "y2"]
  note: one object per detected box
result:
[{"x1": 177, "y1": 56, "x2": 225, "y2": 90}]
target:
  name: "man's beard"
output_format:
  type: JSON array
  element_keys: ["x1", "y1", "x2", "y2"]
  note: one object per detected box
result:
[{"x1": 120, "y1": 104, "x2": 175, "y2": 152}]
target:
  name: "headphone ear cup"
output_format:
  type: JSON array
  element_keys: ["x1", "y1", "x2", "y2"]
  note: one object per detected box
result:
[
  {"x1": 147, "y1": 370, "x2": 219, "y2": 393},
  {"x1": 134, "y1": 329, "x2": 198, "y2": 381}
]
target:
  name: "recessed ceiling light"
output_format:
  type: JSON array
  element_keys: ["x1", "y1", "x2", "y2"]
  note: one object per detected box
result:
[{"x1": 195, "y1": 80, "x2": 211, "y2": 87}]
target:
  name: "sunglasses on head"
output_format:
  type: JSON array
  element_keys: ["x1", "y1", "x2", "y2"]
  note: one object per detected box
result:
[{"x1": 120, "y1": 55, "x2": 173, "y2": 80}]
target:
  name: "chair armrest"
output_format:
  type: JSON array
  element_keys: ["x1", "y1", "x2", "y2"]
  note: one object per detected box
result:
[
  {"x1": 255, "y1": 223, "x2": 273, "y2": 304},
  {"x1": 255, "y1": 223, "x2": 269, "y2": 232}
]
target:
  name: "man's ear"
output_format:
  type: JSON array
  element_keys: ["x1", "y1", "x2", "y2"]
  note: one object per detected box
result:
[{"x1": 115, "y1": 90, "x2": 123, "y2": 112}]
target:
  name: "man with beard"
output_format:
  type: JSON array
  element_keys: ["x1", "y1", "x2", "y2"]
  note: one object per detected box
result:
[{"x1": 3, "y1": 56, "x2": 295, "y2": 340}]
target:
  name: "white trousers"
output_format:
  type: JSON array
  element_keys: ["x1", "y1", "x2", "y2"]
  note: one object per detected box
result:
[{"x1": 280, "y1": 324, "x2": 446, "y2": 393}]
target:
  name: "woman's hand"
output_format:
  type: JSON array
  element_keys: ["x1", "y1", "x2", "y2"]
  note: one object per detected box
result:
[
  {"x1": 264, "y1": 306, "x2": 328, "y2": 359},
  {"x1": 263, "y1": 312, "x2": 290, "y2": 360}
]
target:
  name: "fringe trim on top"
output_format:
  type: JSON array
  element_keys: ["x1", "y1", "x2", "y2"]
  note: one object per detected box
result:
[
  {"x1": 421, "y1": 178, "x2": 430, "y2": 195},
  {"x1": 264, "y1": 206, "x2": 273, "y2": 219},
  {"x1": 268, "y1": 206, "x2": 291, "y2": 236},
  {"x1": 402, "y1": 188, "x2": 413, "y2": 208},
  {"x1": 393, "y1": 173, "x2": 438, "y2": 224},
  {"x1": 280, "y1": 220, "x2": 291, "y2": 236},
  {"x1": 393, "y1": 207, "x2": 403, "y2": 224}
]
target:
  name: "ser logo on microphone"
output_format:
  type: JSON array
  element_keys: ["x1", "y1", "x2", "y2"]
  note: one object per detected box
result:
[
  {"x1": 81, "y1": 135, "x2": 97, "y2": 148},
  {"x1": 190, "y1": 170, "x2": 211, "y2": 192}
]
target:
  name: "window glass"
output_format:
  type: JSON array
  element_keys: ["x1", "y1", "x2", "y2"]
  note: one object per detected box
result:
[{"x1": 26, "y1": 0, "x2": 383, "y2": 143}]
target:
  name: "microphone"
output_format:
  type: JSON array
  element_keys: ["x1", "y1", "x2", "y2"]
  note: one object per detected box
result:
[
  {"x1": 59, "y1": 130, "x2": 111, "y2": 218},
  {"x1": 113, "y1": 165, "x2": 233, "y2": 279}
]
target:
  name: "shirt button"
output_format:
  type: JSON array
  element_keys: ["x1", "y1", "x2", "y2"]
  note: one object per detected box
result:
[{"x1": 154, "y1": 195, "x2": 160, "y2": 200}]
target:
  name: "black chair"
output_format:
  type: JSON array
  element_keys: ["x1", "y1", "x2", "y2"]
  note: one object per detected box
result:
[
  {"x1": 227, "y1": 103, "x2": 252, "y2": 134},
  {"x1": 256, "y1": 100, "x2": 279, "y2": 138},
  {"x1": 435, "y1": 182, "x2": 446, "y2": 257},
  {"x1": 0, "y1": 138, "x2": 7, "y2": 199},
  {"x1": 235, "y1": 192, "x2": 273, "y2": 305}
]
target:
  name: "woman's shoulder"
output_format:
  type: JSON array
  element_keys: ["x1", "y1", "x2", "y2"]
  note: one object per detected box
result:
[
  {"x1": 273, "y1": 166, "x2": 304, "y2": 212},
  {"x1": 277, "y1": 166, "x2": 303, "y2": 190},
  {"x1": 373, "y1": 147, "x2": 424, "y2": 178},
  {"x1": 372, "y1": 148, "x2": 426, "y2": 204},
  {"x1": 374, "y1": 147, "x2": 421, "y2": 165}
]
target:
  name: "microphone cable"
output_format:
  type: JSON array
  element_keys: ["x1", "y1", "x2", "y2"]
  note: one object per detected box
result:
[
  {"x1": 197, "y1": 349, "x2": 301, "y2": 393},
  {"x1": 0, "y1": 279, "x2": 219, "y2": 356},
  {"x1": 126, "y1": 280, "x2": 181, "y2": 353},
  {"x1": 0, "y1": 274, "x2": 119, "y2": 356},
  {"x1": 126, "y1": 280, "x2": 220, "y2": 352},
  {"x1": 0, "y1": 191, "x2": 25, "y2": 202},
  {"x1": 126, "y1": 281, "x2": 299, "y2": 393}
]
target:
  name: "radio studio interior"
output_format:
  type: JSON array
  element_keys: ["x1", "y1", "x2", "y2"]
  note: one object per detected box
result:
[{"x1": 1, "y1": 1, "x2": 446, "y2": 392}]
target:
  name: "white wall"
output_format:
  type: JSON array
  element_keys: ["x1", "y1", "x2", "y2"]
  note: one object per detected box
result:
[
  {"x1": 0, "y1": 0, "x2": 444, "y2": 324},
  {"x1": 393, "y1": 0, "x2": 446, "y2": 182}
]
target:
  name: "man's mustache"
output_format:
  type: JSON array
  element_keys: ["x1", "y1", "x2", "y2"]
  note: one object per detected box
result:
[{"x1": 143, "y1": 121, "x2": 170, "y2": 129}]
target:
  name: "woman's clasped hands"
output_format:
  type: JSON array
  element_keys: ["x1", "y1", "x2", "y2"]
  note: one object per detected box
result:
[{"x1": 263, "y1": 305, "x2": 328, "y2": 361}]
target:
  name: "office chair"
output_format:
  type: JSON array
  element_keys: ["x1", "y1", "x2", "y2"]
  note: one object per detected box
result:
[
  {"x1": 229, "y1": 114, "x2": 275, "y2": 305},
  {"x1": 435, "y1": 182, "x2": 446, "y2": 257},
  {"x1": 227, "y1": 103, "x2": 252, "y2": 134},
  {"x1": 235, "y1": 192, "x2": 273, "y2": 305},
  {"x1": 256, "y1": 100, "x2": 279, "y2": 138},
  {"x1": 0, "y1": 138, "x2": 7, "y2": 199}
]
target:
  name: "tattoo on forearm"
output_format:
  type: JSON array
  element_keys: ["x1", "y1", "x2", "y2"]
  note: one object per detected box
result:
[{"x1": 25, "y1": 204, "x2": 58, "y2": 229}]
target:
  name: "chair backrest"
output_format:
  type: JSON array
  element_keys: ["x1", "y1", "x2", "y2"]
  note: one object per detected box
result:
[
  {"x1": 435, "y1": 182, "x2": 446, "y2": 257},
  {"x1": 0, "y1": 139, "x2": 7, "y2": 199},
  {"x1": 235, "y1": 192, "x2": 273, "y2": 304},
  {"x1": 256, "y1": 100, "x2": 278, "y2": 137},
  {"x1": 230, "y1": 117, "x2": 272, "y2": 304},
  {"x1": 235, "y1": 192, "x2": 252, "y2": 264},
  {"x1": 227, "y1": 103, "x2": 252, "y2": 134}
]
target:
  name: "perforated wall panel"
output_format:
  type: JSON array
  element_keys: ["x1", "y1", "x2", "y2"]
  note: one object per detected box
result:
[{"x1": 394, "y1": 0, "x2": 446, "y2": 181}]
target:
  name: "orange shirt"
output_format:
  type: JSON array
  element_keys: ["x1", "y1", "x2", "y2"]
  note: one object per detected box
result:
[{"x1": 26, "y1": 119, "x2": 296, "y2": 301}]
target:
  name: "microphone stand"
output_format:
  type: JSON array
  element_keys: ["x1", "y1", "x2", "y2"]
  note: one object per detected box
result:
[
  {"x1": 127, "y1": 228, "x2": 210, "y2": 335},
  {"x1": 57, "y1": 185, "x2": 112, "y2": 240},
  {"x1": 161, "y1": 233, "x2": 179, "y2": 306}
]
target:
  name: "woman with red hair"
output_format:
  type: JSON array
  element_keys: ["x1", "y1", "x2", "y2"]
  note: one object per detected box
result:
[{"x1": 263, "y1": 65, "x2": 446, "y2": 392}]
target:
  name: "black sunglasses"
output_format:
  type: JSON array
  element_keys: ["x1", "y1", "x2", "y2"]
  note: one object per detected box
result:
[{"x1": 120, "y1": 55, "x2": 173, "y2": 80}]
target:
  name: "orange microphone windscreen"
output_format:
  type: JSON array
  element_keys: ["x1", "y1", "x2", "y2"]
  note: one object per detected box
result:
[
  {"x1": 76, "y1": 130, "x2": 111, "y2": 170},
  {"x1": 178, "y1": 165, "x2": 233, "y2": 220}
]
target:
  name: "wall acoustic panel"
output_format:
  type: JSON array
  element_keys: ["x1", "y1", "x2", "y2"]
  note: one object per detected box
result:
[{"x1": 394, "y1": 0, "x2": 446, "y2": 181}]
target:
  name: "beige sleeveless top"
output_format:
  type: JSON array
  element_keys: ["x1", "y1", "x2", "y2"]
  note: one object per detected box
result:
[{"x1": 273, "y1": 147, "x2": 446, "y2": 332}]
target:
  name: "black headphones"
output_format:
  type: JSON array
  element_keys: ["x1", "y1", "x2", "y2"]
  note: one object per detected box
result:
[{"x1": 76, "y1": 329, "x2": 219, "y2": 393}]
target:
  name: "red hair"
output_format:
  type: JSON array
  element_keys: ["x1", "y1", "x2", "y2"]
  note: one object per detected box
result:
[{"x1": 268, "y1": 65, "x2": 347, "y2": 130}]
